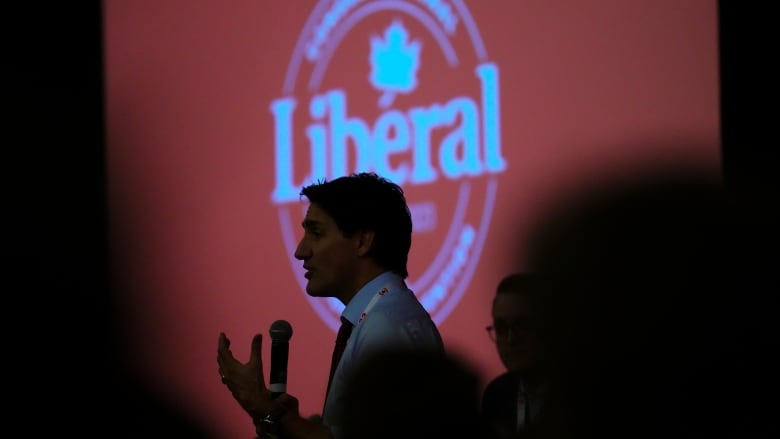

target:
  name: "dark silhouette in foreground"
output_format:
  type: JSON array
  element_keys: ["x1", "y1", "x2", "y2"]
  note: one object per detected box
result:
[
  {"x1": 520, "y1": 165, "x2": 778, "y2": 438},
  {"x1": 340, "y1": 348, "x2": 485, "y2": 439}
]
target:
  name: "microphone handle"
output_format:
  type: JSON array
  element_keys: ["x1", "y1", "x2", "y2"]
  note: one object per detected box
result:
[{"x1": 269, "y1": 341, "x2": 289, "y2": 399}]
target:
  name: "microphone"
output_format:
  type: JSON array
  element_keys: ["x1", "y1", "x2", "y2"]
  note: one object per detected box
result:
[{"x1": 268, "y1": 319, "x2": 293, "y2": 399}]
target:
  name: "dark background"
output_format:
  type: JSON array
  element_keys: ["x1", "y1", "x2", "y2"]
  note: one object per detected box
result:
[
  {"x1": 11, "y1": 0, "x2": 774, "y2": 433},
  {"x1": 718, "y1": 1, "x2": 777, "y2": 196}
]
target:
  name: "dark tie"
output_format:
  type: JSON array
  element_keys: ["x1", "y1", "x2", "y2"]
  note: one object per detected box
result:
[{"x1": 323, "y1": 317, "x2": 353, "y2": 411}]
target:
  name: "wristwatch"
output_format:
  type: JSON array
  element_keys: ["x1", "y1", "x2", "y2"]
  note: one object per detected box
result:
[{"x1": 256, "y1": 406, "x2": 287, "y2": 439}]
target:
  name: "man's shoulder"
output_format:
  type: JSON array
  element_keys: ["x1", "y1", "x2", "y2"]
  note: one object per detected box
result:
[
  {"x1": 356, "y1": 294, "x2": 443, "y2": 347},
  {"x1": 371, "y1": 287, "x2": 432, "y2": 318},
  {"x1": 486, "y1": 371, "x2": 519, "y2": 391}
]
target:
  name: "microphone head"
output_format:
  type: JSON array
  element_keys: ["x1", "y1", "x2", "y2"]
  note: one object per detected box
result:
[{"x1": 269, "y1": 319, "x2": 293, "y2": 342}]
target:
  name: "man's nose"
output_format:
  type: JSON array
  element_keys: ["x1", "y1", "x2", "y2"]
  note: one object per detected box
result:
[{"x1": 294, "y1": 240, "x2": 308, "y2": 260}]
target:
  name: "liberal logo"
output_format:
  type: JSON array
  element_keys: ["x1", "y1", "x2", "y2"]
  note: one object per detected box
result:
[
  {"x1": 269, "y1": 0, "x2": 506, "y2": 331},
  {"x1": 370, "y1": 19, "x2": 421, "y2": 108}
]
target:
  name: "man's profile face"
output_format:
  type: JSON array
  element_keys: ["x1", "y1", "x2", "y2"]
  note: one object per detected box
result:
[
  {"x1": 491, "y1": 292, "x2": 539, "y2": 374},
  {"x1": 294, "y1": 203, "x2": 359, "y2": 300}
]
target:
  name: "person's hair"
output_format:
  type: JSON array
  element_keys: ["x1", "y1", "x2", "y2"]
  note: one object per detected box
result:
[
  {"x1": 496, "y1": 272, "x2": 539, "y2": 296},
  {"x1": 493, "y1": 272, "x2": 547, "y2": 337},
  {"x1": 300, "y1": 172, "x2": 412, "y2": 278}
]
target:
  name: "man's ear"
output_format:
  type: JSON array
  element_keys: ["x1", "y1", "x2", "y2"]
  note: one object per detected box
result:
[{"x1": 355, "y1": 229, "x2": 375, "y2": 257}]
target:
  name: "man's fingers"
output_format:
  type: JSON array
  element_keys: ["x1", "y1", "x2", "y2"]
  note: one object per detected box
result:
[
  {"x1": 276, "y1": 393, "x2": 300, "y2": 414},
  {"x1": 248, "y1": 333, "x2": 268, "y2": 389},
  {"x1": 218, "y1": 332, "x2": 266, "y2": 388},
  {"x1": 218, "y1": 332, "x2": 233, "y2": 351},
  {"x1": 248, "y1": 333, "x2": 263, "y2": 365},
  {"x1": 217, "y1": 333, "x2": 231, "y2": 383},
  {"x1": 217, "y1": 332, "x2": 233, "y2": 361}
]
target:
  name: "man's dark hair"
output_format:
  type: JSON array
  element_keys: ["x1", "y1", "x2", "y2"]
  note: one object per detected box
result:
[
  {"x1": 300, "y1": 172, "x2": 412, "y2": 278},
  {"x1": 493, "y1": 272, "x2": 547, "y2": 335},
  {"x1": 496, "y1": 272, "x2": 539, "y2": 296}
]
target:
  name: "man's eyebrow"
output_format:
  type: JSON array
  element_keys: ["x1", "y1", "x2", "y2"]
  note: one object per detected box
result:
[{"x1": 301, "y1": 219, "x2": 321, "y2": 228}]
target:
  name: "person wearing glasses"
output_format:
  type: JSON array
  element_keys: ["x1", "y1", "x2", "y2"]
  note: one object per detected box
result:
[{"x1": 482, "y1": 272, "x2": 546, "y2": 439}]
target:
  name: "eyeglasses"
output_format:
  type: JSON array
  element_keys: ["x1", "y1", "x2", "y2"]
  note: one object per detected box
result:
[{"x1": 486, "y1": 321, "x2": 535, "y2": 342}]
